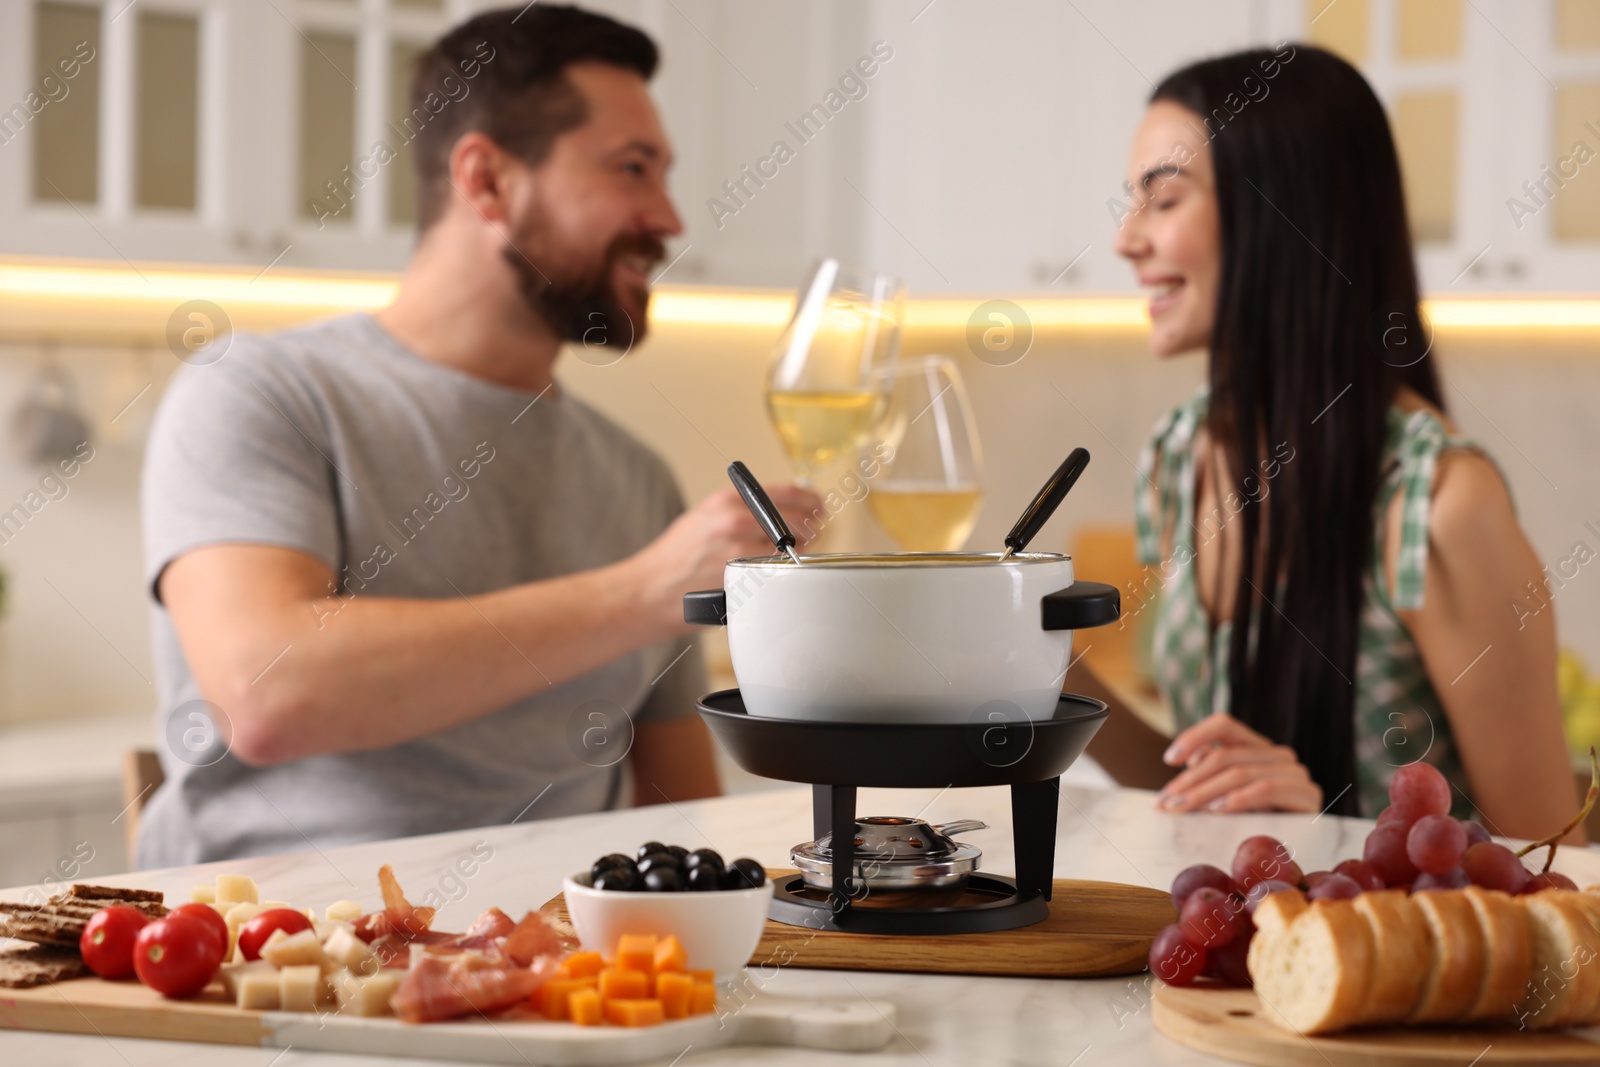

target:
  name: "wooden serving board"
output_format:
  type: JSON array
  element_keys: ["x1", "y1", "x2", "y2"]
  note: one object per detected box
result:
[
  {"x1": 1153, "y1": 983, "x2": 1600, "y2": 1066},
  {"x1": 544, "y1": 874, "x2": 1174, "y2": 979},
  {"x1": 0, "y1": 977, "x2": 893, "y2": 1066}
]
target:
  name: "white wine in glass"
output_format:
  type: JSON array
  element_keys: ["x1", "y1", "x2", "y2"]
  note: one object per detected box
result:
[
  {"x1": 765, "y1": 260, "x2": 904, "y2": 486},
  {"x1": 866, "y1": 356, "x2": 984, "y2": 552}
]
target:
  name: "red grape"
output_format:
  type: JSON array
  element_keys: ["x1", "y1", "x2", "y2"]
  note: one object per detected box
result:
[
  {"x1": 1363, "y1": 823, "x2": 1419, "y2": 887},
  {"x1": 1412, "y1": 868, "x2": 1469, "y2": 893},
  {"x1": 1180, "y1": 886, "x2": 1246, "y2": 948},
  {"x1": 1150, "y1": 923, "x2": 1207, "y2": 985},
  {"x1": 1232, "y1": 836, "x2": 1303, "y2": 891},
  {"x1": 1170, "y1": 864, "x2": 1238, "y2": 911},
  {"x1": 1407, "y1": 814, "x2": 1468, "y2": 876},
  {"x1": 1205, "y1": 930, "x2": 1254, "y2": 987},
  {"x1": 1244, "y1": 879, "x2": 1297, "y2": 915},
  {"x1": 1306, "y1": 873, "x2": 1362, "y2": 901},
  {"x1": 1303, "y1": 871, "x2": 1333, "y2": 891},
  {"x1": 1522, "y1": 871, "x2": 1579, "y2": 895},
  {"x1": 1459, "y1": 820, "x2": 1490, "y2": 848},
  {"x1": 1388, "y1": 762, "x2": 1451, "y2": 822},
  {"x1": 1376, "y1": 806, "x2": 1413, "y2": 831},
  {"x1": 1332, "y1": 859, "x2": 1386, "y2": 892},
  {"x1": 1461, "y1": 842, "x2": 1529, "y2": 894}
]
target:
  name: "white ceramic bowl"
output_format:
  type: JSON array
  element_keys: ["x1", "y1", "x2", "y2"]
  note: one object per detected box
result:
[{"x1": 562, "y1": 873, "x2": 774, "y2": 980}]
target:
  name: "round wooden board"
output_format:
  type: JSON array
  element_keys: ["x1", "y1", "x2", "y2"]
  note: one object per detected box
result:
[{"x1": 1152, "y1": 983, "x2": 1600, "y2": 1066}]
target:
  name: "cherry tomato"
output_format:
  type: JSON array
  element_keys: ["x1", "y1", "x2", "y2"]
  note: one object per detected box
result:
[
  {"x1": 79, "y1": 905, "x2": 151, "y2": 980},
  {"x1": 237, "y1": 907, "x2": 313, "y2": 962},
  {"x1": 133, "y1": 914, "x2": 224, "y2": 998},
  {"x1": 171, "y1": 903, "x2": 229, "y2": 958}
]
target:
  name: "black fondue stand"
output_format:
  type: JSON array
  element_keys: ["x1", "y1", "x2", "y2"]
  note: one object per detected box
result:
[{"x1": 691, "y1": 453, "x2": 1120, "y2": 935}]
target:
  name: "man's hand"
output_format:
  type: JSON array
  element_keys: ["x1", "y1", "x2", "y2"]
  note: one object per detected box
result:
[{"x1": 632, "y1": 484, "x2": 821, "y2": 627}]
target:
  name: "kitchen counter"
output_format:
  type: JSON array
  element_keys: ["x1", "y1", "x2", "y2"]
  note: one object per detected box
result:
[{"x1": 4, "y1": 782, "x2": 1598, "y2": 1066}]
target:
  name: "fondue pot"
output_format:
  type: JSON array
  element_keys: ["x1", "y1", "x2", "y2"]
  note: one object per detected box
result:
[{"x1": 684, "y1": 452, "x2": 1121, "y2": 724}]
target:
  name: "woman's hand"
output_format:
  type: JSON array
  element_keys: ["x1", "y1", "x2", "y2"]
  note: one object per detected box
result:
[{"x1": 1156, "y1": 714, "x2": 1323, "y2": 813}]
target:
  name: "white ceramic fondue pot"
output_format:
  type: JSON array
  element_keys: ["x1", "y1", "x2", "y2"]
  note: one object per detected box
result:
[{"x1": 685, "y1": 550, "x2": 1119, "y2": 723}]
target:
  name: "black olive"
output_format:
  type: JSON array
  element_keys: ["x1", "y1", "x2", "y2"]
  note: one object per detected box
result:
[
  {"x1": 665, "y1": 845, "x2": 690, "y2": 863},
  {"x1": 636, "y1": 852, "x2": 680, "y2": 877},
  {"x1": 685, "y1": 864, "x2": 721, "y2": 892},
  {"x1": 722, "y1": 858, "x2": 767, "y2": 890},
  {"x1": 685, "y1": 848, "x2": 724, "y2": 874},
  {"x1": 593, "y1": 867, "x2": 640, "y2": 891},
  {"x1": 636, "y1": 841, "x2": 669, "y2": 860},
  {"x1": 591, "y1": 854, "x2": 637, "y2": 883},
  {"x1": 643, "y1": 866, "x2": 683, "y2": 892}
]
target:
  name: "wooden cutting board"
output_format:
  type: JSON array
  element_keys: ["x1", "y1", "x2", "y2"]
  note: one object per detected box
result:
[
  {"x1": 543, "y1": 874, "x2": 1174, "y2": 978},
  {"x1": 0, "y1": 977, "x2": 893, "y2": 1066},
  {"x1": 1153, "y1": 983, "x2": 1600, "y2": 1065}
]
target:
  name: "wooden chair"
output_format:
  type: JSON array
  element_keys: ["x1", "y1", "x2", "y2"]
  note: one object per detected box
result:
[{"x1": 119, "y1": 749, "x2": 165, "y2": 861}]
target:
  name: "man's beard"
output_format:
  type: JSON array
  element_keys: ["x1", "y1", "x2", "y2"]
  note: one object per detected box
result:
[{"x1": 502, "y1": 218, "x2": 664, "y2": 351}]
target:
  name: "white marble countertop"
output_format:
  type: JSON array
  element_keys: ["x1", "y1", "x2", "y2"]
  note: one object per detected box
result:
[{"x1": 4, "y1": 781, "x2": 1599, "y2": 1067}]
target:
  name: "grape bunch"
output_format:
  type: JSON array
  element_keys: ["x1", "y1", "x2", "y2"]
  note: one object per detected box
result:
[{"x1": 1149, "y1": 761, "x2": 1578, "y2": 988}]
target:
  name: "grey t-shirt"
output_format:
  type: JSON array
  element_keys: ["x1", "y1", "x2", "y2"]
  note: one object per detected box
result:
[{"x1": 137, "y1": 313, "x2": 704, "y2": 868}]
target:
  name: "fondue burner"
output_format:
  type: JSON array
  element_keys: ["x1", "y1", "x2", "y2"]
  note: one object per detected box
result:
[{"x1": 695, "y1": 689, "x2": 1112, "y2": 936}]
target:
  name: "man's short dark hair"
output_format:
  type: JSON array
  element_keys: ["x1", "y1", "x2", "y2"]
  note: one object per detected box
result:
[{"x1": 407, "y1": 4, "x2": 658, "y2": 228}]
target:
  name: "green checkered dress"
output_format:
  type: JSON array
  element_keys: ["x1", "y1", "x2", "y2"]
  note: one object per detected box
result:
[{"x1": 1133, "y1": 389, "x2": 1481, "y2": 817}]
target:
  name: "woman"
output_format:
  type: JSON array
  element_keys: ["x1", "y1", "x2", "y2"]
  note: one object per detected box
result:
[{"x1": 1074, "y1": 45, "x2": 1577, "y2": 839}]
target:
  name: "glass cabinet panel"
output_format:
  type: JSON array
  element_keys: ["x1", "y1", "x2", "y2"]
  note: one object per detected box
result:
[
  {"x1": 299, "y1": 32, "x2": 358, "y2": 224},
  {"x1": 135, "y1": 12, "x2": 199, "y2": 211},
  {"x1": 1394, "y1": 90, "x2": 1459, "y2": 242},
  {"x1": 32, "y1": 1, "x2": 101, "y2": 204}
]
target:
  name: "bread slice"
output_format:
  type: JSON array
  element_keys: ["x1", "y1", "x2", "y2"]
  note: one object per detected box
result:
[
  {"x1": 1515, "y1": 890, "x2": 1600, "y2": 1029},
  {"x1": 1459, "y1": 886, "x2": 1533, "y2": 1024},
  {"x1": 0, "y1": 943, "x2": 89, "y2": 988},
  {"x1": 1249, "y1": 898, "x2": 1374, "y2": 1036},
  {"x1": 1406, "y1": 889, "x2": 1486, "y2": 1023},
  {"x1": 1551, "y1": 890, "x2": 1600, "y2": 1027},
  {"x1": 1351, "y1": 890, "x2": 1430, "y2": 1025}
]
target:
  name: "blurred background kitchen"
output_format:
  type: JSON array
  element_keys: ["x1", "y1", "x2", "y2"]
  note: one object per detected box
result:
[{"x1": 2, "y1": 0, "x2": 1599, "y2": 883}]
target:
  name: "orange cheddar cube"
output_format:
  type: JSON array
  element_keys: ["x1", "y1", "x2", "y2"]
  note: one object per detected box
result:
[
  {"x1": 538, "y1": 977, "x2": 598, "y2": 1020},
  {"x1": 560, "y1": 951, "x2": 605, "y2": 979},
  {"x1": 568, "y1": 987, "x2": 602, "y2": 1027},
  {"x1": 656, "y1": 971, "x2": 693, "y2": 1019},
  {"x1": 598, "y1": 967, "x2": 649, "y2": 1001},
  {"x1": 652, "y1": 935, "x2": 687, "y2": 974},
  {"x1": 616, "y1": 934, "x2": 657, "y2": 973},
  {"x1": 604, "y1": 998, "x2": 665, "y2": 1027},
  {"x1": 689, "y1": 981, "x2": 716, "y2": 1016},
  {"x1": 687, "y1": 969, "x2": 715, "y2": 985}
]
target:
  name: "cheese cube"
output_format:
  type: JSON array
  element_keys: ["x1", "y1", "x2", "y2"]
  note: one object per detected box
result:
[
  {"x1": 324, "y1": 899, "x2": 363, "y2": 923},
  {"x1": 333, "y1": 969, "x2": 404, "y2": 1017},
  {"x1": 215, "y1": 874, "x2": 259, "y2": 906},
  {"x1": 568, "y1": 987, "x2": 602, "y2": 1027},
  {"x1": 219, "y1": 961, "x2": 274, "y2": 999},
  {"x1": 237, "y1": 969, "x2": 281, "y2": 1011},
  {"x1": 260, "y1": 928, "x2": 334, "y2": 973},
  {"x1": 278, "y1": 965, "x2": 323, "y2": 1012},
  {"x1": 189, "y1": 884, "x2": 216, "y2": 904},
  {"x1": 223, "y1": 901, "x2": 264, "y2": 931},
  {"x1": 313, "y1": 919, "x2": 353, "y2": 944},
  {"x1": 322, "y1": 926, "x2": 376, "y2": 973}
]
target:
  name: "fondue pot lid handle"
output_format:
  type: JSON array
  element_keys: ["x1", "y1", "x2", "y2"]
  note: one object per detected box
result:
[
  {"x1": 1041, "y1": 581, "x2": 1120, "y2": 631},
  {"x1": 683, "y1": 589, "x2": 728, "y2": 626}
]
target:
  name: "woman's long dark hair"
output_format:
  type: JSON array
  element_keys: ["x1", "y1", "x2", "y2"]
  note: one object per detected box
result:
[{"x1": 1152, "y1": 46, "x2": 1443, "y2": 814}]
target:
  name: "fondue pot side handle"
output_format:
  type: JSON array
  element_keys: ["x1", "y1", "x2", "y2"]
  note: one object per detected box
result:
[
  {"x1": 1040, "y1": 581, "x2": 1120, "y2": 630},
  {"x1": 683, "y1": 589, "x2": 728, "y2": 625}
]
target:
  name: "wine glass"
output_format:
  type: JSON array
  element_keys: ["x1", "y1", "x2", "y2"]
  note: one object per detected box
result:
[
  {"x1": 765, "y1": 260, "x2": 905, "y2": 486},
  {"x1": 866, "y1": 356, "x2": 984, "y2": 552}
]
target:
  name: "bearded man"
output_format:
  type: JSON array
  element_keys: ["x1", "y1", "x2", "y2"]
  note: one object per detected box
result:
[{"x1": 137, "y1": 4, "x2": 816, "y2": 865}]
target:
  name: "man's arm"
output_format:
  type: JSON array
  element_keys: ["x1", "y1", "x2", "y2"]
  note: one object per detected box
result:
[{"x1": 160, "y1": 484, "x2": 815, "y2": 767}]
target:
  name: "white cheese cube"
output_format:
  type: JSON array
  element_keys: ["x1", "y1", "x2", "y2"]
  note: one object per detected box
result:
[
  {"x1": 260, "y1": 928, "x2": 334, "y2": 973},
  {"x1": 236, "y1": 969, "x2": 281, "y2": 1010},
  {"x1": 333, "y1": 969, "x2": 403, "y2": 1017},
  {"x1": 322, "y1": 926, "x2": 376, "y2": 973},
  {"x1": 278, "y1": 965, "x2": 323, "y2": 1012},
  {"x1": 324, "y1": 899, "x2": 363, "y2": 923},
  {"x1": 260, "y1": 900, "x2": 293, "y2": 911},
  {"x1": 215, "y1": 874, "x2": 259, "y2": 906},
  {"x1": 219, "y1": 961, "x2": 274, "y2": 999},
  {"x1": 189, "y1": 884, "x2": 216, "y2": 904}
]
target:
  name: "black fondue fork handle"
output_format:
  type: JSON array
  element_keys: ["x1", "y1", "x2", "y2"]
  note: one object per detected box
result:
[
  {"x1": 1003, "y1": 447, "x2": 1091, "y2": 556},
  {"x1": 728, "y1": 461, "x2": 801, "y2": 563}
]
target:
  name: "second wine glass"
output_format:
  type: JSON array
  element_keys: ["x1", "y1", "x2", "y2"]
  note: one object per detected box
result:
[{"x1": 866, "y1": 356, "x2": 984, "y2": 552}]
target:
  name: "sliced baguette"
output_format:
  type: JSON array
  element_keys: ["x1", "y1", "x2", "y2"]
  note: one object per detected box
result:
[
  {"x1": 1515, "y1": 890, "x2": 1600, "y2": 1030},
  {"x1": 1249, "y1": 897, "x2": 1374, "y2": 1036},
  {"x1": 1406, "y1": 889, "x2": 1486, "y2": 1024},
  {"x1": 1350, "y1": 890, "x2": 1430, "y2": 1025},
  {"x1": 1460, "y1": 886, "x2": 1534, "y2": 1024},
  {"x1": 1565, "y1": 891, "x2": 1600, "y2": 1027}
]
